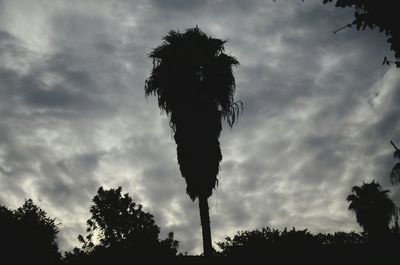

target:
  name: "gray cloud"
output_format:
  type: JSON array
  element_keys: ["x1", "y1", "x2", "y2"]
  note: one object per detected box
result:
[
  {"x1": 0, "y1": 0, "x2": 399, "y2": 256},
  {"x1": 150, "y1": 0, "x2": 206, "y2": 10}
]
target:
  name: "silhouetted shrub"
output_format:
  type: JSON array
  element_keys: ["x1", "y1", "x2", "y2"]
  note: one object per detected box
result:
[
  {"x1": 62, "y1": 187, "x2": 179, "y2": 264},
  {"x1": 0, "y1": 200, "x2": 61, "y2": 264}
]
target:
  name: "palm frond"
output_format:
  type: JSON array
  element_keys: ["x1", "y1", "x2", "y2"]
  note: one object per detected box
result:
[
  {"x1": 346, "y1": 194, "x2": 358, "y2": 203},
  {"x1": 224, "y1": 101, "x2": 243, "y2": 128},
  {"x1": 351, "y1": 186, "x2": 362, "y2": 195}
]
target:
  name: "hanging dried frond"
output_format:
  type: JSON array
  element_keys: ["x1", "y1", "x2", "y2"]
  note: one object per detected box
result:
[
  {"x1": 224, "y1": 100, "x2": 243, "y2": 128},
  {"x1": 390, "y1": 163, "x2": 400, "y2": 185},
  {"x1": 390, "y1": 141, "x2": 400, "y2": 185}
]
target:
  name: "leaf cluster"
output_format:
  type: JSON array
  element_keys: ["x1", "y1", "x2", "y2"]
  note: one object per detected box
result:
[{"x1": 323, "y1": 0, "x2": 400, "y2": 67}]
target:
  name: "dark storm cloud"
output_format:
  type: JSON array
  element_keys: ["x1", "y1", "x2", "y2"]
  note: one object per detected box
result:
[
  {"x1": 150, "y1": 0, "x2": 261, "y2": 12},
  {"x1": 150, "y1": 0, "x2": 205, "y2": 10},
  {"x1": 140, "y1": 164, "x2": 183, "y2": 205},
  {"x1": 0, "y1": 30, "x2": 118, "y2": 119},
  {"x1": 364, "y1": 78, "x2": 400, "y2": 142},
  {"x1": 0, "y1": 30, "x2": 27, "y2": 56},
  {"x1": 0, "y1": 124, "x2": 46, "y2": 206},
  {"x1": 23, "y1": 81, "x2": 96, "y2": 110},
  {"x1": 38, "y1": 152, "x2": 102, "y2": 203},
  {"x1": 0, "y1": 124, "x2": 49, "y2": 181}
]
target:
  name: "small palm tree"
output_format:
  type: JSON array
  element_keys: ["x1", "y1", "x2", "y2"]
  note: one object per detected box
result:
[
  {"x1": 347, "y1": 180, "x2": 396, "y2": 242},
  {"x1": 145, "y1": 27, "x2": 241, "y2": 256}
]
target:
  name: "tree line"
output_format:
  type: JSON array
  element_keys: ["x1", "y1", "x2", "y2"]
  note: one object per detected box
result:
[
  {"x1": 0, "y1": 187, "x2": 179, "y2": 264},
  {"x1": 0, "y1": 179, "x2": 398, "y2": 262}
]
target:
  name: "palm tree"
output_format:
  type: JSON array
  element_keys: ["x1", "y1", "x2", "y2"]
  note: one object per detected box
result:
[
  {"x1": 145, "y1": 27, "x2": 240, "y2": 256},
  {"x1": 347, "y1": 180, "x2": 396, "y2": 242}
]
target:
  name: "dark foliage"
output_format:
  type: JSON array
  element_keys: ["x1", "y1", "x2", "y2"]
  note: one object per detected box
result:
[
  {"x1": 217, "y1": 226, "x2": 400, "y2": 258},
  {"x1": 217, "y1": 227, "x2": 363, "y2": 255},
  {"x1": 323, "y1": 0, "x2": 400, "y2": 67},
  {"x1": 0, "y1": 200, "x2": 61, "y2": 264},
  {"x1": 347, "y1": 180, "x2": 396, "y2": 242},
  {"x1": 217, "y1": 227, "x2": 321, "y2": 256},
  {"x1": 62, "y1": 187, "x2": 179, "y2": 264}
]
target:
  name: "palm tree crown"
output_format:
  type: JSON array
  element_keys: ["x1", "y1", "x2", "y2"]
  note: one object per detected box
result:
[
  {"x1": 145, "y1": 27, "x2": 240, "y2": 129},
  {"x1": 347, "y1": 180, "x2": 396, "y2": 238},
  {"x1": 145, "y1": 27, "x2": 240, "y2": 200}
]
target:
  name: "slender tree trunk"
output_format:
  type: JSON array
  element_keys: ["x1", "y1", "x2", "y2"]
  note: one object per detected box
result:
[{"x1": 199, "y1": 195, "x2": 212, "y2": 256}]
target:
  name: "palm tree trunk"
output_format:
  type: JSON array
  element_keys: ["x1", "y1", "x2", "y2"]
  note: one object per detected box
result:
[{"x1": 199, "y1": 195, "x2": 212, "y2": 256}]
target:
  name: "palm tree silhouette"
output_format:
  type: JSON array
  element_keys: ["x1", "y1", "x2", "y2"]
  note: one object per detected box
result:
[
  {"x1": 347, "y1": 180, "x2": 396, "y2": 242},
  {"x1": 145, "y1": 27, "x2": 240, "y2": 256}
]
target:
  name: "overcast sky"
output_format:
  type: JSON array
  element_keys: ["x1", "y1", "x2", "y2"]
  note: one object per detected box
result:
[{"x1": 1, "y1": 0, "x2": 399, "y2": 255}]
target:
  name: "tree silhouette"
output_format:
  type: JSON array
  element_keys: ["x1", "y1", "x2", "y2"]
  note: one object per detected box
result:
[
  {"x1": 0, "y1": 200, "x2": 61, "y2": 264},
  {"x1": 217, "y1": 227, "x2": 366, "y2": 257},
  {"x1": 145, "y1": 27, "x2": 241, "y2": 256},
  {"x1": 390, "y1": 140, "x2": 400, "y2": 185},
  {"x1": 346, "y1": 180, "x2": 396, "y2": 243},
  {"x1": 64, "y1": 187, "x2": 178, "y2": 263},
  {"x1": 217, "y1": 227, "x2": 320, "y2": 256},
  {"x1": 323, "y1": 0, "x2": 400, "y2": 67}
]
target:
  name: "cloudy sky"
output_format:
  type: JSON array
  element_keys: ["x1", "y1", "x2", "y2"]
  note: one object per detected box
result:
[{"x1": 1, "y1": 0, "x2": 399, "y2": 255}]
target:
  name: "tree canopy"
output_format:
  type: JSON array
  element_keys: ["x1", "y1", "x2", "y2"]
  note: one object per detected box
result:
[
  {"x1": 63, "y1": 187, "x2": 179, "y2": 264},
  {"x1": 0, "y1": 199, "x2": 61, "y2": 264},
  {"x1": 323, "y1": 0, "x2": 400, "y2": 67},
  {"x1": 217, "y1": 227, "x2": 366, "y2": 256}
]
